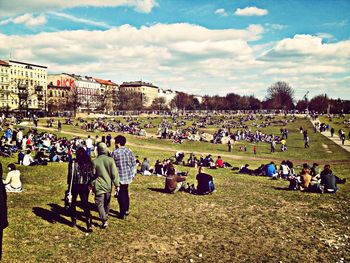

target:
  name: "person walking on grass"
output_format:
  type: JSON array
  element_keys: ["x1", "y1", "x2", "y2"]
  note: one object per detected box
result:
[
  {"x1": 67, "y1": 147, "x2": 94, "y2": 232},
  {"x1": 271, "y1": 140, "x2": 276, "y2": 153},
  {"x1": 112, "y1": 135, "x2": 136, "y2": 220},
  {"x1": 304, "y1": 135, "x2": 310, "y2": 148},
  {"x1": 92, "y1": 143, "x2": 119, "y2": 228}
]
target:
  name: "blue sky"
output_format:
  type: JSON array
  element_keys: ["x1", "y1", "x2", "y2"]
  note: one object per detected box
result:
[{"x1": 0, "y1": 0, "x2": 349, "y2": 100}]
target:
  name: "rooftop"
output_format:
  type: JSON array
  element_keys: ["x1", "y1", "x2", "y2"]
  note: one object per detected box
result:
[
  {"x1": 0, "y1": 60, "x2": 10, "y2": 67},
  {"x1": 9, "y1": 60, "x2": 47, "y2": 69},
  {"x1": 120, "y1": 81, "x2": 158, "y2": 89},
  {"x1": 94, "y1": 78, "x2": 118, "y2": 86}
]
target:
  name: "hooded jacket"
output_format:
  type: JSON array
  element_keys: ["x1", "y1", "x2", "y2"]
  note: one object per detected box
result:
[{"x1": 92, "y1": 143, "x2": 119, "y2": 195}]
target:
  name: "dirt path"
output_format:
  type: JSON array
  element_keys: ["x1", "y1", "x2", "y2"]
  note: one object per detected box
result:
[
  {"x1": 37, "y1": 125, "x2": 350, "y2": 165},
  {"x1": 310, "y1": 119, "x2": 350, "y2": 153}
]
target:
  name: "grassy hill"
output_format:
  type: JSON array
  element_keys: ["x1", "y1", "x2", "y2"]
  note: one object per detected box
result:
[{"x1": 1, "y1": 116, "x2": 349, "y2": 262}]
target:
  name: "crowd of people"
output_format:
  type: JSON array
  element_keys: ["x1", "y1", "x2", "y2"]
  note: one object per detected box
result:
[
  {"x1": 0, "y1": 111, "x2": 347, "y2": 255},
  {"x1": 238, "y1": 160, "x2": 346, "y2": 193}
]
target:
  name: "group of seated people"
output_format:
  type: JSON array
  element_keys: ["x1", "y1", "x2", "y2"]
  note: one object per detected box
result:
[
  {"x1": 238, "y1": 161, "x2": 345, "y2": 194},
  {"x1": 176, "y1": 151, "x2": 230, "y2": 169},
  {"x1": 288, "y1": 163, "x2": 345, "y2": 193},
  {"x1": 164, "y1": 165, "x2": 215, "y2": 195},
  {"x1": 135, "y1": 155, "x2": 216, "y2": 195}
]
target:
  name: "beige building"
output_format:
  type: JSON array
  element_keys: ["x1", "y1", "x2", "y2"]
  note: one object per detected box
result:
[
  {"x1": 0, "y1": 60, "x2": 10, "y2": 110},
  {"x1": 119, "y1": 81, "x2": 159, "y2": 108},
  {"x1": 0, "y1": 60, "x2": 48, "y2": 112},
  {"x1": 94, "y1": 78, "x2": 119, "y2": 113}
]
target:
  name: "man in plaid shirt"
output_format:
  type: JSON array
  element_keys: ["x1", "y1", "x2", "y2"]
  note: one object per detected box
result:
[{"x1": 112, "y1": 135, "x2": 136, "y2": 219}]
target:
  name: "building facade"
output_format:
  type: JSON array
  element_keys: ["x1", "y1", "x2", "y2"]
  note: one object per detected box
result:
[
  {"x1": 0, "y1": 59, "x2": 47, "y2": 112},
  {"x1": 94, "y1": 78, "x2": 118, "y2": 113},
  {"x1": 0, "y1": 60, "x2": 10, "y2": 111},
  {"x1": 119, "y1": 81, "x2": 159, "y2": 108},
  {"x1": 48, "y1": 73, "x2": 103, "y2": 112}
]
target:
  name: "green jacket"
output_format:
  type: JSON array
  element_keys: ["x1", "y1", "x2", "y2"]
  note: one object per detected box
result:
[{"x1": 92, "y1": 143, "x2": 119, "y2": 195}]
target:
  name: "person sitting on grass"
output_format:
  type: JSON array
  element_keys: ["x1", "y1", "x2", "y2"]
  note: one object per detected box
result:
[
  {"x1": 22, "y1": 150, "x2": 37, "y2": 166},
  {"x1": 279, "y1": 160, "x2": 291, "y2": 179},
  {"x1": 266, "y1": 162, "x2": 278, "y2": 178},
  {"x1": 164, "y1": 164, "x2": 188, "y2": 194},
  {"x1": 3, "y1": 164, "x2": 22, "y2": 192},
  {"x1": 320, "y1": 164, "x2": 338, "y2": 194},
  {"x1": 140, "y1": 158, "x2": 153, "y2": 176},
  {"x1": 154, "y1": 160, "x2": 164, "y2": 176},
  {"x1": 299, "y1": 164, "x2": 312, "y2": 191},
  {"x1": 196, "y1": 166, "x2": 215, "y2": 195},
  {"x1": 215, "y1": 156, "x2": 224, "y2": 168}
]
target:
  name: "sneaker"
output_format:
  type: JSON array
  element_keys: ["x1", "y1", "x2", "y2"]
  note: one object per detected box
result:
[
  {"x1": 101, "y1": 221, "x2": 108, "y2": 229},
  {"x1": 118, "y1": 215, "x2": 127, "y2": 220},
  {"x1": 125, "y1": 211, "x2": 129, "y2": 216}
]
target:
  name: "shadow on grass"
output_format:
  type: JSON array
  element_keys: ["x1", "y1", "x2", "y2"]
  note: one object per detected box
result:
[
  {"x1": 273, "y1": 186, "x2": 291, "y2": 191},
  {"x1": 32, "y1": 203, "x2": 99, "y2": 232},
  {"x1": 148, "y1": 187, "x2": 168, "y2": 194}
]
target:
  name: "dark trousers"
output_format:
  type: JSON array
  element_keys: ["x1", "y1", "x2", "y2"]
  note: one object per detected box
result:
[
  {"x1": 70, "y1": 185, "x2": 91, "y2": 222},
  {"x1": 0, "y1": 229, "x2": 3, "y2": 260},
  {"x1": 118, "y1": 184, "x2": 129, "y2": 217},
  {"x1": 95, "y1": 192, "x2": 111, "y2": 223}
]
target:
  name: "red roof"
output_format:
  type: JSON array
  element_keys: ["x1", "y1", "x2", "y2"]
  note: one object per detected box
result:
[
  {"x1": 94, "y1": 78, "x2": 117, "y2": 86},
  {"x1": 0, "y1": 60, "x2": 10, "y2": 66}
]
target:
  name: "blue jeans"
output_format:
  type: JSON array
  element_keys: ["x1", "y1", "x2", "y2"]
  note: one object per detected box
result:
[{"x1": 209, "y1": 180, "x2": 215, "y2": 192}]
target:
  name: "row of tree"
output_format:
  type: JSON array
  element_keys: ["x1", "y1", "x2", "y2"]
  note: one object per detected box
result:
[
  {"x1": 170, "y1": 81, "x2": 349, "y2": 113},
  {"x1": 47, "y1": 81, "x2": 349, "y2": 115}
]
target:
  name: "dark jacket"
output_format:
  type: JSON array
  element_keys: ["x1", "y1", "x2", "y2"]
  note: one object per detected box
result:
[
  {"x1": 67, "y1": 160, "x2": 94, "y2": 186},
  {"x1": 321, "y1": 171, "x2": 337, "y2": 192},
  {"x1": 196, "y1": 172, "x2": 213, "y2": 194},
  {"x1": 0, "y1": 163, "x2": 9, "y2": 230}
]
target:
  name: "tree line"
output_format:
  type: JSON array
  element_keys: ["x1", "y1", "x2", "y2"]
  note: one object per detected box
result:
[
  {"x1": 169, "y1": 81, "x2": 350, "y2": 114},
  {"x1": 52, "y1": 81, "x2": 350, "y2": 115}
]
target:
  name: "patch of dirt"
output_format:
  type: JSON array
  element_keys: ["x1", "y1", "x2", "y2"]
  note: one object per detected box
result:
[{"x1": 322, "y1": 143, "x2": 333, "y2": 153}]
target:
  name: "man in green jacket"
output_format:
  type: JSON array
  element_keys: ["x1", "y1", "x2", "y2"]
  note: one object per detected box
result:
[{"x1": 92, "y1": 143, "x2": 119, "y2": 228}]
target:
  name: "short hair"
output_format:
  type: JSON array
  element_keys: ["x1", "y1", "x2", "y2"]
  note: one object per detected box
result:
[
  {"x1": 26, "y1": 150, "x2": 31, "y2": 154},
  {"x1": 8, "y1": 163, "x2": 16, "y2": 171},
  {"x1": 115, "y1": 135, "x2": 126, "y2": 146}
]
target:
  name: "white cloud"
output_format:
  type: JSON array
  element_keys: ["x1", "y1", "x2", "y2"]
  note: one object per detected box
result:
[
  {"x1": 262, "y1": 34, "x2": 350, "y2": 59},
  {"x1": 235, "y1": 6, "x2": 268, "y2": 17},
  {"x1": 265, "y1": 23, "x2": 287, "y2": 31},
  {"x1": 214, "y1": 8, "x2": 228, "y2": 16},
  {"x1": 0, "y1": 13, "x2": 47, "y2": 27},
  {"x1": 0, "y1": 25, "x2": 348, "y2": 99},
  {"x1": 49, "y1": 12, "x2": 112, "y2": 29},
  {"x1": 316, "y1": 32, "x2": 334, "y2": 39},
  {"x1": 323, "y1": 19, "x2": 348, "y2": 27},
  {"x1": 0, "y1": 0, "x2": 158, "y2": 18}
]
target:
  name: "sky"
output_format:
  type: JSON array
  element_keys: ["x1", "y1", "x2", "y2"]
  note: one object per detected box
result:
[{"x1": 0, "y1": 0, "x2": 349, "y2": 100}]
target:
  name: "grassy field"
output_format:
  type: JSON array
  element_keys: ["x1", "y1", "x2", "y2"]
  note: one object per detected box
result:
[{"x1": 1, "y1": 116, "x2": 350, "y2": 262}]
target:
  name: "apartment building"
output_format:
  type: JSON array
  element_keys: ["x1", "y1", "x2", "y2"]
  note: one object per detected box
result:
[{"x1": 0, "y1": 59, "x2": 47, "y2": 112}]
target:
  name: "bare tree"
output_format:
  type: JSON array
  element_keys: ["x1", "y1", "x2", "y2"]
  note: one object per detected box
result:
[
  {"x1": 66, "y1": 86, "x2": 81, "y2": 117},
  {"x1": 265, "y1": 81, "x2": 295, "y2": 110}
]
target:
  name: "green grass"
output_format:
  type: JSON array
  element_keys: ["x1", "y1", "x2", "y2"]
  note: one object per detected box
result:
[{"x1": 2, "y1": 116, "x2": 350, "y2": 262}]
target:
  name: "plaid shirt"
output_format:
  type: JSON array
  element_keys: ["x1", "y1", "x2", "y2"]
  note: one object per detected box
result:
[{"x1": 112, "y1": 146, "x2": 136, "y2": 184}]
